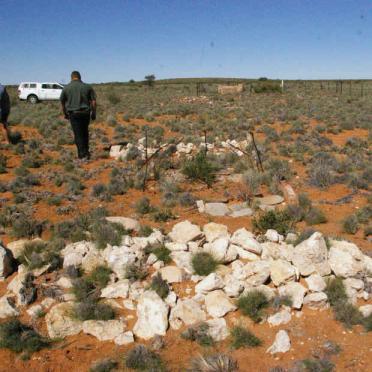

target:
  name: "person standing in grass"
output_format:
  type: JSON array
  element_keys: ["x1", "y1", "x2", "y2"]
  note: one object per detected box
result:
[
  {"x1": 0, "y1": 84, "x2": 10, "y2": 144},
  {"x1": 60, "y1": 71, "x2": 97, "y2": 160}
]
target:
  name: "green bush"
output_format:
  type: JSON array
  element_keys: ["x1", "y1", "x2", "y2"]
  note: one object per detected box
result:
[
  {"x1": 182, "y1": 152, "x2": 218, "y2": 187},
  {"x1": 237, "y1": 290, "x2": 269, "y2": 323},
  {"x1": 181, "y1": 322, "x2": 214, "y2": 346},
  {"x1": 305, "y1": 208, "x2": 328, "y2": 225},
  {"x1": 333, "y1": 302, "x2": 362, "y2": 329},
  {"x1": 253, "y1": 210, "x2": 294, "y2": 235},
  {"x1": 150, "y1": 244, "x2": 171, "y2": 264},
  {"x1": 342, "y1": 215, "x2": 359, "y2": 234},
  {"x1": 152, "y1": 208, "x2": 176, "y2": 222},
  {"x1": 191, "y1": 252, "x2": 219, "y2": 276},
  {"x1": 19, "y1": 240, "x2": 61, "y2": 270},
  {"x1": 125, "y1": 344, "x2": 164, "y2": 371},
  {"x1": 139, "y1": 225, "x2": 153, "y2": 237},
  {"x1": 135, "y1": 197, "x2": 154, "y2": 215},
  {"x1": 150, "y1": 273, "x2": 169, "y2": 299},
  {"x1": 125, "y1": 262, "x2": 148, "y2": 281},
  {"x1": 89, "y1": 358, "x2": 118, "y2": 372},
  {"x1": 230, "y1": 326, "x2": 262, "y2": 349},
  {"x1": 0, "y1": 319, "x2": 50, "y2": 354},
  {"x1": 73, "y1": 301, "x2": 115, "y2": 321},
  {"x1": 362, "y1": 313, "x2": 372, "y2": 332},
  {"x1": 89, "y1": 266, "x2": 112, "y2": 288},
  {"x1": 300, "y1": 358, "x2": 335, "y2": 372},
  {"x1": 325, "y1": 278, "x2": 348, "y2": 306},
  {"x1": 91, "y1": 221, "x2": 124, "y2": 249}
]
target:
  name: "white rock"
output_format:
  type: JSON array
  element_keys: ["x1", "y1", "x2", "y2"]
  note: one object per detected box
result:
[
  {"x1": 204, "y1": 238, "x2": 229, "y2": 262},
  {"x1": 243, "y1": 285, "x2": 277, "y2": 301},
  {"x1": 261, "y1": 242, "x2": 294, "y2": 262},
  {"x1": 265, "y1": 230, "x2": 284, "y2": 243},
  {"x1": 61, "y1": 241, "x2": 95, "y2": 268},
  {"x1": 115, "y1": 331, "x2": 134, "y2": 345},
  {"x1": 196, "y1": 200, "x2": 205, "y2": 213},
  {"x1": 0, "y1": 296, "x2": 19, "y2": 318},
  {"x1": 235, "y1": 246, "x2": 261, "y2": 261},
  {"x1": 266, "y1": 330, "x2": 291, "y2": 354},
  {"x1": 81, "y1": 250, "x2": 103, "y2": 273},
  {"x1": 204, "y1": 203, "x2": 230, "y2": 216},
  {"x1": 164, "y1": 242, "x2": 188, "y2": 252},
  {"x1": 343, "y1": 278, "x2": 364, "y2": 303},
  {"x1": 278, "y1": 282, "x2": 307, "y2": 309},
  {"x1": 101, "y1": 280, "x2": 130, "y2": 299},
  {"x1": 205, "y1": 290, "x2": 237, "y2": 318},
  {"x1": 170, "y1": 251, "x2": 193, "y2": 274},
  {"x1": 195, "y1": 273, "x2": 224, "y2": 294},
  {"x1": 230, "y1": 208, "x2": 253, "y2": 217},
  {"x1": 305, "y1": 274, "x2": 326, "y2": 292},
  {"x1": 104, "y1": 246, "x2": 136, "y2": 279},
  {"x1": 270, "y1": 259, "x2": 298, "y2": 286},
  {"x1": 123, "y1": 299, "x2": 136, "y2": 310},
  {"x1": 359, "y1": 304, "x2": 372, "y2": 317},
  {"x1": 169, "y1": 298, "x2": 206, "y2": 329},
  {"x1": 203, "y1": 223, "x2": 229, "y2": 242},
  {"x1": 292, "y1": 232, "x2": 330, "y2": 276},
  {"x1": 168, "y1": 221, "x2": 203, "y2": 243},
  {"x1": 231, "y1": 228, "x2": 262, "y2": 255},
  {"x1": 45, "y1": 302, "x2": 83, "y2": 339},
  {"x1": 268, "y1": 308, "x2": 292, "y2": 326},
  {"x1": 206, "y1": 318, "x2": 229, "y2": 341},
  {"x1": 159, "y1": 266, "x2": 184, "y2": 283},
  {"x1": 303, "y1": 292, "x2": 328, "y2": 309},
  {"x1": 133, "y1": 291, "x2": 169, "y2": 340},
  {"x1": 83, "y1": 319, "x2": 126, "y2": 342},
  {"x1": 224, "y1": 245, "x2": 239, "y2": 263},
  {"x1": 106, "y1": 216, "x2": 140, "y2": 232},
  {"x1": 164, "y1": 291, "x2": 177, "y2": 308},
  {"x1": 328, "y1": 240, "x2": 364, "y2": 278},
  {"x1": 244, "y1": 260, "x2": 271, "y2": 286},
  {"x1": 0, "y1": 244, "x2": 15, "y2": 279},
  {"x1": 147, "y1": 253, "x2": 158, "y2": 265},
  {"x1": 5, "y1": 239, "x2": 29, "y2": 259},
  {"x1": 55, "y1": 276, "x2": 73, "y2": 289},
  {"x1": 223, "y1": 274, "x2": 244, "y2": 297}
]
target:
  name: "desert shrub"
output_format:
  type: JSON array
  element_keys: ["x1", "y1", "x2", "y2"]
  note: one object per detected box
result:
[
  {"x1": 243, "y1": 170, "x2": 263, "y2": 196},
  {"x1": 181, "y1": 322, "x2": 214, "y2": 346},
  {"x1": 192, "y1": 252, "x2": 219, "y2": 276},
  {"x1": 188, "y1": 353, "x2": 238, "y2": 372},
  {"x1": 325, "y1": 278, "x2": 348, "y2": 306},
  {"x1": 305, "y1": 207, "x2": 327, "y2": 225},
  {"x1": 73, "y1": 301, "x2": 115, "y2": 321},
  {"x1": 300, "y1": 358, "x2": 335, "y2": 372},
  {"x1": 182, "y1": 151, "x2": 218, "y2": 187},
  {"x1": 89, "y1": 358, "x2": 118, "y2": 372},
  {"x1": 355, "y1": 206, "x2": 372, "y2": 224},
  {"x1": 342, "y1": 215, "x2": 359, "y2": 234},
  {"x1": 8, "y1": 131, "x2": 22, "y2": 144},
  {"x1": 271, "y1": 295, "x2": 292, "y2": 311},
  {"x1": 47, "y1": 195, "x2": 62, "y2": 206},
  {"x1": 150, "y1": 274, "x2": 169, "y2": 299},
  {"x1": 362, "y1": 313, "x2": 372, "y2": 332},
  {"x1": 152, "y1": 208, "x2": 176, "y2": 222},
  {"x1": 230, "y1": 325, "x2": 262, "y2": 349},
  {"x1": 91, "y1": 183, "x2": 111, "y2": 200},
  {"x1": 125, "y1": 344, "x2": 164, "y2": 371},
  {"x1": 139, "y1": 225, "x2": 153, "y2": 237},
  {"x1": 150, "y1": 244, "x2": 171, "y2": 264},
  {"x1": 18, "y1": 240, "x2": 61, "y2": 270},
  {"x1": 237, "y1": 290, "x2": 269, "y2": 322},
  {"x1": 0, "y1": 319, "x2": 50, "y2": 354},
  {"x1": 178, "y1": 192, "x2": 196, "y2": 207},
  {"x1": 135, "y1": 197, "x2": 154, "y2": 215},
  {"x1": 308, "y1": 164, "x2": 333, "y2": 188},
  {"x1": 266, "y1": 159, "x2": 293, "y2": 181},
  {"x1": 253, "y1": 210, "x2": 294, "y2": 235},
  {"x1": 333, "y1": 302, "x2": 362, "y2": 329},
  {"x1": 91, "y1": 221, "x2": 124, "y2": 249},
  {"x1": 12, "y1": 214, "x2": 42, "y2": 238},
  {"x1": 0, "y1": 154, "x2": 7, "y2": 173},
  {"x1": 125, "y1": 262, "x2": 148, "y2": 281},
  {"x1": 89, "y1": 266, "x2": 112, "y2": 288},
  {"x1": 72, "y1": 277, "x2": 99, "y2": 302}
]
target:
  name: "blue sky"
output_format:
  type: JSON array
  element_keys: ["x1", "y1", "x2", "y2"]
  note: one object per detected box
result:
[{"x1": 1, "y1": 0, "x2": 371, "y2": 84}]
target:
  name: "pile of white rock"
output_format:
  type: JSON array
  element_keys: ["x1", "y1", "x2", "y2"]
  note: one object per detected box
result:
[
  {"x1": 0, "y1": 219, "x2": 371, "y2": 354},
  {"x1": 109, "y1": 138, "x2": 251, "y2": 161}
]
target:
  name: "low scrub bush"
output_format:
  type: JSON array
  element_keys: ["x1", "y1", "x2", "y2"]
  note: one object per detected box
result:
[
  {"x1": 150, "y1": 273, "x2": 169, "y2": 299},
  {"x1": 253, "y1": 210, "x2": 294, "y2": 235},
  {"x1": 237, "y1": 290, "x2": 269, "y2": 322},
  {"x1": 333, "y1": 301, "x2": 362, "y2": 329},
  {"x1": 325, "y1": 278, "x2": 348, "y2": 306},
  {"x1": 305, "y1": 207, "x2": 328, "y2": 225},
  {"x1": 19, "y1": 240, "x2": 61, "y2": 270},
  {"x1": 342, "y1": 215, "x2": 359, "y2": 234},
  {"x1": 230, "y1": 325, "x2": 262, "y2": 349},
  {"x1": 73, "y1": 301, "x2": 115, "y2": 321},
  {"x1": 125, "y1": 344, "x2": 165, "y2": 371},
  {"x1": 181, "y1": 322, "x2": 214, "y2": 346},
  {"x1": 300, "y1": 358, "x2": 335, "y2": 372},
  {"x1": 125, "y1": 262, "x2": 148, "y2": 281},
  {"x1": 152, "y1": 208, "x2": 176, "y2": 222},
  {"x1": 135, "y1": 197, "x2": 154, "y2": 215},
  {"x1": 192, "y1": 252, "x2": 219, "y2": 276},
  {"x1": 139, "y1": 225, "x2": 153, "y2": 237},
  {"x1": 89, "y1": 266, "x2": 112, "y2": 288},
  {"x1": 182, "y1": 151, "x2": 218, "y2": 187},
  {"x1": 189, "y1": 353, "x2": 238, "y2": 372},
  {"x1": 89, "y1": 358, "x2": 118, "y2": 372},
  {"x1": 0, "y1": 319, "x2": 50, "y2": 355},
  {"x1": 149, "y1": 244, "x2": 171, "y2": 264},
  {"x1": 91, "y1": 221, "x2": 125, "y2": 249}
]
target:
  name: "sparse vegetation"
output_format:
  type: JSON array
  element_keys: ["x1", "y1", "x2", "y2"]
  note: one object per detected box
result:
[
  {"x1": 230, "y1": 325, "x2": 262, "y2": 349},
  {"x1": 181, "y1": 322, "x2": 214, "y2": 346},
  {"x1": 237, "y1": 290, "x2": 270, "y2": 323},
  {"x1": 125, "y1": 344, "x2": 164, "y2": 371},
  {"x1": 192, "y1": 252, "x2": 219, "y2": 276}
]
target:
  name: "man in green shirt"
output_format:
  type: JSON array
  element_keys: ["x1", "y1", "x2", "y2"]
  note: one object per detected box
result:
[{"x1": 60, "y1": 71, "x2": 97, "y2": 160}]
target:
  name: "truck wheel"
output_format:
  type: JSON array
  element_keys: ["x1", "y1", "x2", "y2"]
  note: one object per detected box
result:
[{"x1": 27, "y1": 95, "x2": 38, "y2": 104}]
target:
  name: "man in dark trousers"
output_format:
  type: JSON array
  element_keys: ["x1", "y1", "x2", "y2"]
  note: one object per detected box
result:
[
  {"x1": 60, "y1": 71, "x2": 96, "y2": 160},
  {"x1": 0, "y1": 84, "x2": 10, "y2": 144}
]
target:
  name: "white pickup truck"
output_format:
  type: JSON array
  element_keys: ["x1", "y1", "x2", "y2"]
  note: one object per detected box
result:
[{"x1": 18, "y1": 82, "x2": 64, "y2": 104}]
